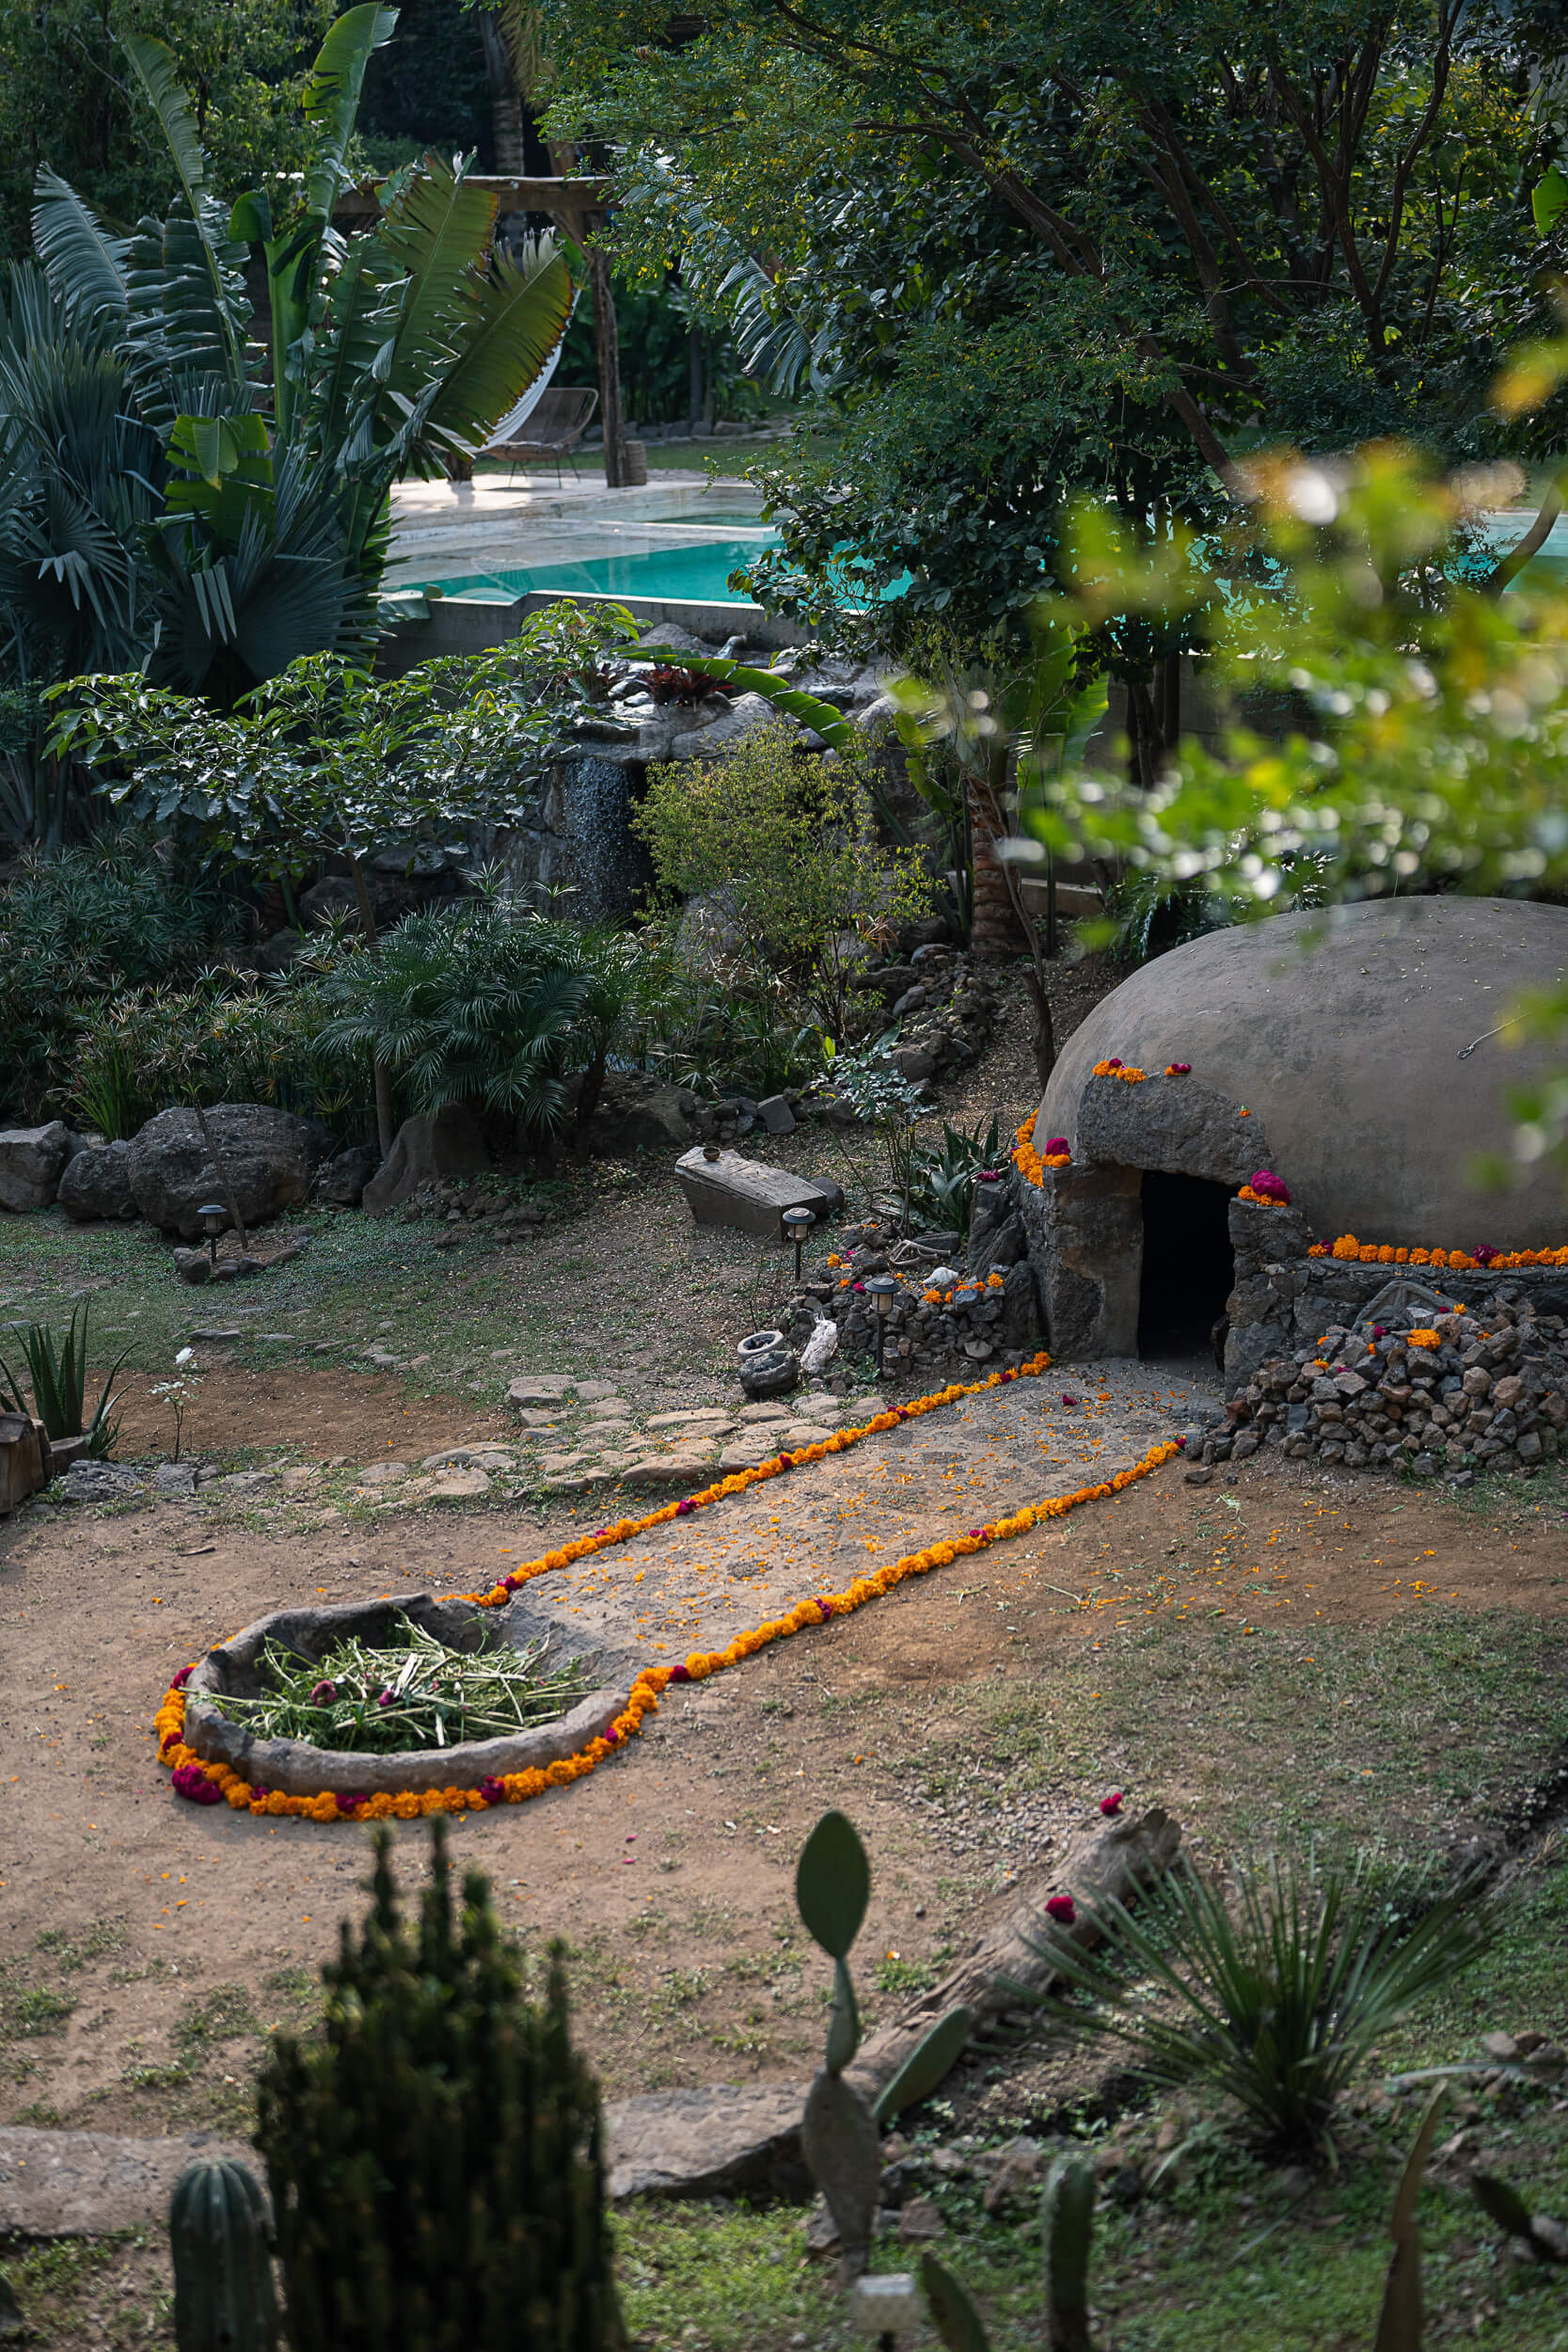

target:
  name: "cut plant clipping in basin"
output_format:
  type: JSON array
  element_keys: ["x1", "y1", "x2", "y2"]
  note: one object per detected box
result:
[{"x1": 179, "y1": 1596, "x2": 631, "y2": 1802}]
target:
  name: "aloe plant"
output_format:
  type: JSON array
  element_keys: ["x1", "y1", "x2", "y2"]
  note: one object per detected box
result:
[{"x1": 0, "y1": 1305, "x2": 127, "y2": 1454}]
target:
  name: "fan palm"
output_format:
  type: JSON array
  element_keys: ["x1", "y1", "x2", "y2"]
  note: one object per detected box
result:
[{"x1": 0, "y1": 5, "x2": 573, "y2": 734}]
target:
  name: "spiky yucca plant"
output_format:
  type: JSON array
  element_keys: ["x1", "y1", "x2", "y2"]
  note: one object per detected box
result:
[{"x1": 1026, "y1": 1847, "x2": 1491, "y2": 2158}]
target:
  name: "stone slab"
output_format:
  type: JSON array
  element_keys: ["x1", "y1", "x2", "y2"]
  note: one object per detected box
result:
[
  {"x1": 605, "y1": 2082, "x2": 810, "y2": 2202},
  {"x1": 675, "y1": 1147, "x2": 839, "y2": 1242},
  {"x1": 0, "y1": 2127, "x2": 255, "y2": 2235}
]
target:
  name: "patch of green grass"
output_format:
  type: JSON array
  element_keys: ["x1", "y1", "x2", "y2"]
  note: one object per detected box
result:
[
  {"x1": 34, "y1": 1916, "x2": 127, "y2": 1971},
  {"x1": 874, "y1": 1953, "x2": 939, "y2": 1996},
  {"x1": 2, "y1": 1987, "x2": 76, "y2": 2040},
  {"x1": 897, "y1": 1605, "x2": 1568, "y2": 1847},
  {"x1": 0, "y1": 2228, "x2": 171, "y2": 2352},
  {"x1": 616, "y1": 2201, "x2": 848, "y2": 2351}
]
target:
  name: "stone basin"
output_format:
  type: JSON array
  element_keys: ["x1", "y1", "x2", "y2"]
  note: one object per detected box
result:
[{"x1": 182, "y1": 1592, "x2": 630, "y2": 1797}]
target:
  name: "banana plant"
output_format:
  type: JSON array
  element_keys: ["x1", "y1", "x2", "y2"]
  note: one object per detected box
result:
[{"x1": 5, "y1": 7, "x2": 573, "y2": 713}]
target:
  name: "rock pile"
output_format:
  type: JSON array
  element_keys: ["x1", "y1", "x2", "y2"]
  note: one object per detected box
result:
[
  {"x1": 1203, "y1": 1293, "x2": 1568, "y2": 1479},
  {"x1": 844, "y1": 942, "x2": 1000, "y2": 1085},
  {"x1": 790, "y1": 1227, "x2": 1041, "y2": 1379}
]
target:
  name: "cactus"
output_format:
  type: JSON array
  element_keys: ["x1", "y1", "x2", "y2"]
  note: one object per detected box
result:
[
  {"x1": 1471, "y1": 2172, "x2": 1568, "y2": 2265},
  {"x1": 255, "y1": 1821, "x2": 622, "y2": 2352},
  {"x1": 918, "y1": 2252, "x2": 991, "y2": 2352},
  {"x1": 873, "y1": 2004, "x2": 974, "y2": 2127},
  {"x1": 1041, "y1": 2155, "x2": 1095, "y2": 2352},
  {"x1": 168, "y1": 2157, "x2": 279, "y2": 2352},
  {"x1": 796, "y1": 1811, "x2": 880, "y2": 2278}
]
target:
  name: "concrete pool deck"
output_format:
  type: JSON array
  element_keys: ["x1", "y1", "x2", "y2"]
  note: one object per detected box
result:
[{"x1": 388, "y1": 472, "x2": 771, "y2": 591}]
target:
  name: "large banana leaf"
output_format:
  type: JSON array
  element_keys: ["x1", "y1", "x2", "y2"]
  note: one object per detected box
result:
[
  {"x1": 122, "y1": 212, "x2": 250, "y2": 431},
  {"x1": 119, "y1": 35, "x2": 248, "y2": 405},
  {"x1": 301, "y1": 6, "x2": 398, "y2": 226},
  {"x1": 420, "y1": 239, "x2": 574, "y2": 455},
  {"x1": 376, "y1": 154, "x2": 504, "y2": 397},
  {"x1": 29, "y1": 173, "x2": 128, "y2": 327}
]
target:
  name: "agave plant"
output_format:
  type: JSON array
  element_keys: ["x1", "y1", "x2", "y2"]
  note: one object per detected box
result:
[
  {"x1": 1024, "y1": 1846, "x2": 1492, "y2": 2159},
  {"x1": 0, "y1": 4, "x2": 572, "y2": 732}
]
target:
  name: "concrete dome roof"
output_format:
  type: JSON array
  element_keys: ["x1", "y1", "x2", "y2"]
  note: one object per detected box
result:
[{"x1": 1037, "y1": 896, "x2": 1568, "y2": 1249}]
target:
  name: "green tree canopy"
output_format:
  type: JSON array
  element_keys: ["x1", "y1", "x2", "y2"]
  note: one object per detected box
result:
[{"x1": 541, "y1": 0, "x2": 1565, "y2": 723}]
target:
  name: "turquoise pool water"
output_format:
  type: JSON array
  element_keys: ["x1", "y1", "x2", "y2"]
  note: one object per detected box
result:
[{"x1": 412, "y1": 534, "x2": 778, "y2": 605}]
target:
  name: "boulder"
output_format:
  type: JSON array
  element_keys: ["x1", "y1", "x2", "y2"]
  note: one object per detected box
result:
[
  {"x1": 126, "y1": 1105, "x2": 325, "y2": 1238},
  {"x1": 0, "y1": 1121, "x2": 71, "y2": 1212},
  {"x1": 669, "y1": 691, "x2": 782, "y2": 761},
  {"x1": 0, "y1": 1413, "x2": 46, "y2": 1514},
  {"x1": 362, "y1": 1106, "x2": 491, "y2": 1215},
  {"x1": 585, "y1": 1074, "x2": 700, "y2": 1158},
  {"x1": 316, "y1": 1143, "x2": 381, "y2": 1206},
  {"x1": 56, "y1": 1139, "x2": 136, "y2": 1222}
]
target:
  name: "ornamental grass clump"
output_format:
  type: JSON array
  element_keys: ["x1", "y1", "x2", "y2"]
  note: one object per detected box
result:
[
  {"x1": 218, "y1": 1616, "x2": 588, "y2": 1755},
  {"x1": 256, "y1": 1823, "x2": 622, "y2": 2352},
  {"x1": 1025, "y1": 1846, "x2": 1492, "y2": 2159}
]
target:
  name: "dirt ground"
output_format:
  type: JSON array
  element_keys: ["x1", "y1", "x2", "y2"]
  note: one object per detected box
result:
[
  {"x1": 100, "y1": 1365, "x2": 510, "y2": 1460},
  {"x1": 4, "y1": 1414, "x2": 1565, "y2": 2144}
]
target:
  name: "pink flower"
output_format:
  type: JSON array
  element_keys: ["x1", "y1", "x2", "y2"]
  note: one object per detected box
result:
[
  {"x1": 1105, "y1": 1058, "x2": 1123, "y2": 1070},
  {"x1": 1045, "y1": 1136, "x2": 1069, "y2": 1154},
  {"x1": 376, "y1": 1687, "x2": 394, "y2": 1707},
  {"x1": 852, "y1": 1280, "x2": 866, "y2": 1293},
  {"x1": 1045, "y1": 1894, "x2": 1076, "y2": 1925},
  {"x1": 1473, "y1": 1244, "x2": 1498, "y2": 1265},
  {"x1": 170, "y1": 1665, "x2": 193, "y2": 1691},
  {"x1": 335, "y1": 1789, "x2": 367, "y2": 1813},
  {"x1": 1166, "y1": 1061, "x2": 1192, "y2": 1075},
  {"x1": 1100, "y1": 1790, "x2": 1124, "y2": 1816},
  {"x1": 1248, "y1": 1168, "x2": 1291, "y2": 1204},
  {"x1": 171, "y1": 1763, "x2": 222, "y2": 1806},
  {"x1": 309, "y1": 1679, "x2": 338, "y2": 1707},
  {"x1": 1062, "y1": 1393, "x2": 1079, "y2": 1406},
  {"x1": 478, "y1": 1776, "x2": 505, "y2": 1805},
  {"x1": 675, "y1": 1498, "x2": 695, "y2": 1516},
  {"x1": 670, "y1": 1664, "x2": 691, "y2": 1683}
]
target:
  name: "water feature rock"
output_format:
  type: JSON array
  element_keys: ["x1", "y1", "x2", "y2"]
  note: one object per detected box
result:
[{"x1": 56, "y1": 1140, "x2": 136, "y2": 1221}]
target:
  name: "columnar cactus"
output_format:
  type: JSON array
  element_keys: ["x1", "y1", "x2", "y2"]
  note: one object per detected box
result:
[
  {"x1": 255, "y1": 1822, "x2": 622, "y2": 2352},
  {"x1": 168, "y1": 2157, "x2": 279, "y2": 2352}
]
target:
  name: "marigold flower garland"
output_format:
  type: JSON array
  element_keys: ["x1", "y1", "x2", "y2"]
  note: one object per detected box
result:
[
  {"x1": 155, "y1": 1352, "x2": 1182, "y2": 1824},
  {"x1": 1309, "y1": 1233, "x2": 1568, "y2": 1271}
]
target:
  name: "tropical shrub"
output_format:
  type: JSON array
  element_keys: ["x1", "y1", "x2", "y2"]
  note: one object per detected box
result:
[
  {"x1": 318, "y1": 899, "x2": 662, "y2": 1141},
  {"x1": 67, "y1": 959, "x2": 367, "y2": 1140},
  {"x1": 1, "y1": 8, "x2": 572, "y2": 711},
  {"x1": 0, "y1": 1306, "x2": 127, "y2": 1454},
  {"x1": 0, "y1": 837, "x2": 244, "y2": 1120},
  {"x1": 633, "y1": 722, "x2": 932, "y2": 1036}
]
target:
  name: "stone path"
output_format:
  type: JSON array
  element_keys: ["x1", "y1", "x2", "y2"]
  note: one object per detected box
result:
[{"x1": 479, "y1": 1358, "x2": 1220, "y2": 1679}]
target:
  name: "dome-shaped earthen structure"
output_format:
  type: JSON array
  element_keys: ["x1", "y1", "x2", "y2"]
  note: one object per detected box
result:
[{"x1": 1038, "y1": 897, "x2": 1568, "y2": 1246}]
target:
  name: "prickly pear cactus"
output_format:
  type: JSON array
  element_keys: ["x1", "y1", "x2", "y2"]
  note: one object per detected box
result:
[
  {"x1": 169, "y1": 2156, "x2": 279, "y2": 2352},
  {"x1": 1042, "y1": 2153, "x2": 1096, "y2": 2352}
]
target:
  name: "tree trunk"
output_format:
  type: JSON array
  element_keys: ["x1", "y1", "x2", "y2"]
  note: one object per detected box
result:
[
  {"x1": 688, "y1": 321, "x2": 704, "y2": 431},
  {"x1": 345, "y1": 850, "x2": 398, "y2": 1159},
  {"x1": 590, "y1": 247, "x2": 628, "y2": 487},
  {"x1": 477, "y1": 10, "x2": 527, "y2": 173}
]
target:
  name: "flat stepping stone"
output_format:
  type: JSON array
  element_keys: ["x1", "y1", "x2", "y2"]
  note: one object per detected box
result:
[
  {"x1": 506, "y1": 1375, "x2": 574, "y2": 1405},
  {"x1": 355, "y1": 1461, "x2": 407, "y2": 1484},
  {"x1": 425, "y1": 1469, "x2": 491, "y2": 1500},
  {"x1": 574, "y1": 1379, "x2": 623, "y2": 1401},
  {"x1": 645, "y1": 1408, "x2": 734, "y2": 1430},
  {"x1": 626, "y1": 1454, "x2": 716, "y2": 1486},
  {"x1": 736, "y1": 1401, "x2": 791, "y2": 1424}
]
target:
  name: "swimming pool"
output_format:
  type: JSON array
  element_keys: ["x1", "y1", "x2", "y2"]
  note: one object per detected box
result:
[{"x1": 411, "y1": 534, "x2": 779, "y2": 605}]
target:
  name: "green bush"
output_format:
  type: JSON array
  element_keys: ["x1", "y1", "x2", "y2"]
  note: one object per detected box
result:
[
  {"x1": 67, "y1": 959, "x2": 366, "y2": 1140},
  {"x1": 0, "y1": 838, "x2": 244, "y2": 1120},
  {"x1": 319, "y1": 899, "x2": 665, "y2": 1139},
  {"x1": 633, "y1": 723, "x2": 933, "y2": 1038}
]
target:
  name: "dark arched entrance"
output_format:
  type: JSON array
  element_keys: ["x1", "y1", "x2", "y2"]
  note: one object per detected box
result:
[{"x1": 1137, "y1": 1172, "x2": 1234, "y2": 1360}]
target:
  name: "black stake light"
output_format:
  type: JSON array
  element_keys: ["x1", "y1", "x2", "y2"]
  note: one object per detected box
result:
[
  {"x1": 198, "y1": 1201, "x2": 227, "y2": 1268},
  {"x1": 864, "y1": 1274, "x2": 896, "y2": 1377},
  {"x1": 782, "y1": 1204, "x2": 816, "y2": 1281}
]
